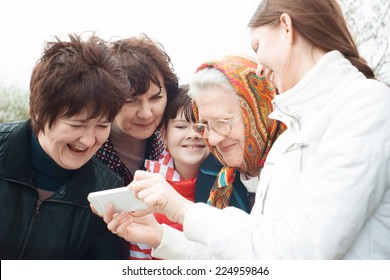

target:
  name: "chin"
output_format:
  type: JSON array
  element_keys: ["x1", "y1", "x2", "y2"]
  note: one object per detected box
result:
[{"x1": 224, "y1": 159, "x2": 242, "y2": 169}]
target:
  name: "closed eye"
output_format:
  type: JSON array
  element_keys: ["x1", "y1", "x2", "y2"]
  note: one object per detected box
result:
[{"x1": 175, "y1": 124, "x2": 189, "y2": 129}]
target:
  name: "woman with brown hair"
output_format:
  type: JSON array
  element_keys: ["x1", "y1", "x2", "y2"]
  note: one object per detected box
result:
[
  {"x1": 0, "y1": 33, "x2": 130, "y2": 259},
  {"x1": 96, "y1": 33, "x2": 179, "y2": 186}
]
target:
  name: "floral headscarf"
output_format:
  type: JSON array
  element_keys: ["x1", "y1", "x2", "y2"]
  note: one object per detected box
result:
[{"x1": 193, "y1": 55, "x2": 285, "y2": 208}]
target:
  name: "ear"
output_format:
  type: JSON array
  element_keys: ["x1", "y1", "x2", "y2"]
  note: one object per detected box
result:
[{"x1": 279, "y1": 13, "x2": 294, "y2": 43}]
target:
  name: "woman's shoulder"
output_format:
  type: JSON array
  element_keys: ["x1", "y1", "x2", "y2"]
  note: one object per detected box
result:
[
  {"x1": 0, "y1": 120, "x2": 26, "y2": 134},
  {"x1": 90, "y1": 156, "x2": 124, "y2": 188},
  {"x1": 332, "y1": 78, "x2": 390, "y2": 114},
  {"x1": 0, "y1": 120, "x2": 28, "y2": 148}
]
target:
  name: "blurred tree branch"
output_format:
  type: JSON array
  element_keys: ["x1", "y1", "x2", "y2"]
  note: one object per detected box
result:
[{"x1": 338, "y1": 0, "x2": 390, "y2": 85}]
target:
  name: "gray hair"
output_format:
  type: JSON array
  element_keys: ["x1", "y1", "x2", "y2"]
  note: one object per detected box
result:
[{"x1": 188, "y1": 68, "x2": 238, "y2": 101}]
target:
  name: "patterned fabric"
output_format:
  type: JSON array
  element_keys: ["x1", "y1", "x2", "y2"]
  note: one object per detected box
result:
[
  {"x1": 194, "y1": 55, "x2": 285, "y2": 209},
  {"x1": 144, "y1": 148, "x2": 182, "y2": 182},
  {"x1": 207, "y1": 167, "x2": 237, "y2": 208},
  {"x1": 96, "y1": 130, "x2": 164, "y2": 186},
  {"x1": 130, "y1": 148, "x2": 197, "y2": 260}
]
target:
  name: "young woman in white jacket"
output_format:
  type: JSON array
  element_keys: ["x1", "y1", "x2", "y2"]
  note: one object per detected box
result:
[{"x1": 98, "y1": 0, "x2": 390, "y2": 259}]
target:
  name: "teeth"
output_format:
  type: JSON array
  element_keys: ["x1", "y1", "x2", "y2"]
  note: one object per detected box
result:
[
  {"x1": 184, "y1": 145, "x2": 205, "y2": 149},
  {"x1": 69, "y1": 144, "x2": 87, "y2": 151}
]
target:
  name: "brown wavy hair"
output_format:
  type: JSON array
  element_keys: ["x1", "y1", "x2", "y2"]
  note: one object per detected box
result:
[{"x1": 110, "y1": 33, "x2": 179, "y2": 127}]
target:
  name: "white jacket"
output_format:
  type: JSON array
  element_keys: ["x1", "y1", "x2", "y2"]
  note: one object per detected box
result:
[{"x1": 152, "y1": 51, "x2": 390, "y2": 259}]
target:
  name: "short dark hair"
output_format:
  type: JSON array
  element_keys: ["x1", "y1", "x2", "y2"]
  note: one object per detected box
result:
[
  {"x1": 29, "y1": 33, "x2": 129, "y2": 134},
  {"x1": 163, "y1": 84, "x2": 195, "y2": 128}
]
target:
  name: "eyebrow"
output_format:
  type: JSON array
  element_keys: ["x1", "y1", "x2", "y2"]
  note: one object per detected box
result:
[{"x1": 156, "y1": 87, "x2": 166, "y2": 94}]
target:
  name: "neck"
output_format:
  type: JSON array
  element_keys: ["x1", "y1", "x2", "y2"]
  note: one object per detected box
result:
[
  {"x1": 30, "y1": 133, "x2": 76, "y2": 191},
  {"x1": 174, "y1": 161, "x2": 201, "y2": 180},
  {"x1": 110, "y1": 122, "x2": 147, "y2": 175},
  {"x1": 285, "y1": 36, "x2": 326, "y2": 92},
  {"x1": 111, "y1": 123, "x2": 137, "y2": 144}
]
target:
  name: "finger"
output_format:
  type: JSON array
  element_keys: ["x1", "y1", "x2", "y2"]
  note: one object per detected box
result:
[
  {"x1": 103, "y1": 204, "x2": 116, "y2": 224},
  {"x1": 130, "y1": 177, "x2": 159, "y2": 192},
  {"x1": 115, "y1": 218, "x2": 133, "y2": 238},
  {"x1": 90, "y1": 204, "x2": 101, "y2": 217},
  {"x1": 133, "y1": 169, "x2": 154, "y2": 180},
  {"x1": 129, "y1": 208, "x2": 152, "y2": 217},
  {"x1": 106, "y1": 211, "x2": 126, "y2": 234}
]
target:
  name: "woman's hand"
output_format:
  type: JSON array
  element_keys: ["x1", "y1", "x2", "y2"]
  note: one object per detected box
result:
[
  {"x1": 103, "y1": 204, "x2": 163, "y2": 248},
  {"x1": 130, "y1": 170, "x2": 194, "y2": 224}
]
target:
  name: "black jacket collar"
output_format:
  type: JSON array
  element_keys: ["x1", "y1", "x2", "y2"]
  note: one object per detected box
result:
[{"x1": 1, "y1": 120, "x2": 122, "y2": 206}]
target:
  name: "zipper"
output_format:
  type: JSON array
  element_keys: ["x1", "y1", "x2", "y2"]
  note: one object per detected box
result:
[
  {"x1": 35, "y1": 199, "x2": 43, "y2": 224},
  {"x1": 17, "y1": 199, "x2": 42, "y2": 259}
]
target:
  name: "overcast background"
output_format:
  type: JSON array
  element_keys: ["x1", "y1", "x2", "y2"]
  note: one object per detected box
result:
[{"x1": 0, "y1": 0, "x2": 260, "y2": 90}]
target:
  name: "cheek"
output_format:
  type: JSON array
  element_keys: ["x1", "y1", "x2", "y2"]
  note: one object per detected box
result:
[
  {"x1": 95, "y1": 129, "x2": 110, "y2": 145},
  {"x1": 117, "y1": 107, "x2": 136, "y2": 122},
  {"x1": 152, "y1": 103, "x2": 166, "y2": 118}
]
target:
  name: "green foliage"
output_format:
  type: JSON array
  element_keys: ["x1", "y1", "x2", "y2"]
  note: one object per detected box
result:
[{"x1": 0, "y1": 84, "x2": 29, "y2": 123}]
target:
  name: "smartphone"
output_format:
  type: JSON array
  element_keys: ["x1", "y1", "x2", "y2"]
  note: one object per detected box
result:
[{"x1": 87, "y1": 186, "x2": 147, "y2": 216}]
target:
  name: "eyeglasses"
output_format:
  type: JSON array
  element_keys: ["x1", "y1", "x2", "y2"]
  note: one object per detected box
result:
[{"x1": 192, "y1": 110, "x2": 240, "y2": 138}]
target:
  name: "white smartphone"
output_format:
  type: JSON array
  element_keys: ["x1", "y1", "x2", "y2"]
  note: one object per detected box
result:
[{"x1": 87, "y1": 186, "x2": 147, "y2": 216}]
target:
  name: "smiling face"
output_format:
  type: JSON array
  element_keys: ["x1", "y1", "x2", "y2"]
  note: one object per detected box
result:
[
  {"x1": 250, "y1": 14, "x2": 295, "y2": 93},
  {"x1": 37, "y1": 112, "x2": 111, "y2": 170},
  {"x1": 194, "y1": 87, "x2": 245, "y2": 169},
  {"x1": 163, "y1": 107, "x2": 209, "y2": 179},
  {"x1": 113, "y1": 78, "x2": 167, "y2": 140}
]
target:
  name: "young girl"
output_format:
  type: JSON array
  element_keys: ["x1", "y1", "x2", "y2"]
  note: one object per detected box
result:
[{"x1": 129, "y1": 84, "x2": 210, "y2": 259}]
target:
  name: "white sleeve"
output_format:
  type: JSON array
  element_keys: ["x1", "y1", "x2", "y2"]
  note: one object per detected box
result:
[
  {"x1": 151, "y1": 224, "x2": 216, "y2": 259},
  {"x1": 183, "y1": 203, "x2": 259, "y2": 259}
]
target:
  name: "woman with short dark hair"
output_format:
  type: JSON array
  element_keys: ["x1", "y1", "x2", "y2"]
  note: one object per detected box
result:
[{"x1": 0, "y1": 33, "x2": 130, "y2": 259}]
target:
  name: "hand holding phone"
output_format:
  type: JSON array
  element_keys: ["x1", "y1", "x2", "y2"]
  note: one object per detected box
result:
[{"x1": 88, "y1": 187, "x2": 148, "y2": 216}]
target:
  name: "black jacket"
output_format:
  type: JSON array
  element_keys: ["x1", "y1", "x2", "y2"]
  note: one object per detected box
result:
[
  {"x1": 0, "y1": 120, "x2": 128, "y2": 259},
  {"x1": 195, "y1": 154, "x2": 253, "y2": 213}
]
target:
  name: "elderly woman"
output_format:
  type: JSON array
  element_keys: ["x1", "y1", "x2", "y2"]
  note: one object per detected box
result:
[
  {"x1": 98, "y1": 55, "x2": 284, "y2": 259},
  {"x1": 0, "y1": 33, "x2": 130, "y2": 259}
]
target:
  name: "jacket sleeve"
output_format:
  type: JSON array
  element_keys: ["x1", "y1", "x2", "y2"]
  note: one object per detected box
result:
[{"x1": 152, "y1": 224, "x2": 217, "y2": 260}]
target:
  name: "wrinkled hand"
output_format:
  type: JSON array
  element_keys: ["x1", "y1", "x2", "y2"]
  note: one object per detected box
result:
[
  {"x1": 130, "y1": 170, "x2": 193, "y2": 224},
  {"x1": 103, "y1": 204, "x2": 163, "y2": 248}
]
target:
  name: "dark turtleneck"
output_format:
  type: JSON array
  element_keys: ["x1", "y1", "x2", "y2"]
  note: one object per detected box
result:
[{"x1": 30, "y1": 133, "x2": 77, "y2": 192}]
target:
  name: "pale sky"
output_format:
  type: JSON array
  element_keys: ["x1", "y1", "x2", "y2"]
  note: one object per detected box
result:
[{"x1": 0, "y1": 0, "x2": 260, "y2": 90}]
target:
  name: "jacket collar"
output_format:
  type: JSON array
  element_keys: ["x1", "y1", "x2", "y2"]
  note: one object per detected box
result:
[
  {"x1": 2, "y1": 120, "x2": 122, "y2": 206},
  {"x1": 270, "y1": 51, "x2": 364, "y2": 130}
]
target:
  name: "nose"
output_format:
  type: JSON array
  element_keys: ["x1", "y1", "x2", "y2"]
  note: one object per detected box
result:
[
  {"x1": 79, "y1": 129, "x2": 96, "y2": 147},
  {"x1": 206, "y1": 129, "x2": 225, "y2": 146},
  {"x1": 137, "y1": 102, "x2": 153, "y2": 119},
  {"x1": 188, "y1": 127, "x2": 202, "y2": 139},
  {"x1": 256, "y1": 64, "x2": 265, "y2": 77}
]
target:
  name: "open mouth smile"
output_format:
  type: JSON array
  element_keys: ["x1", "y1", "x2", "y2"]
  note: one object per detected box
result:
[{"x1": 68, "y1": 144, "x2": 88, "y2": 153}]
